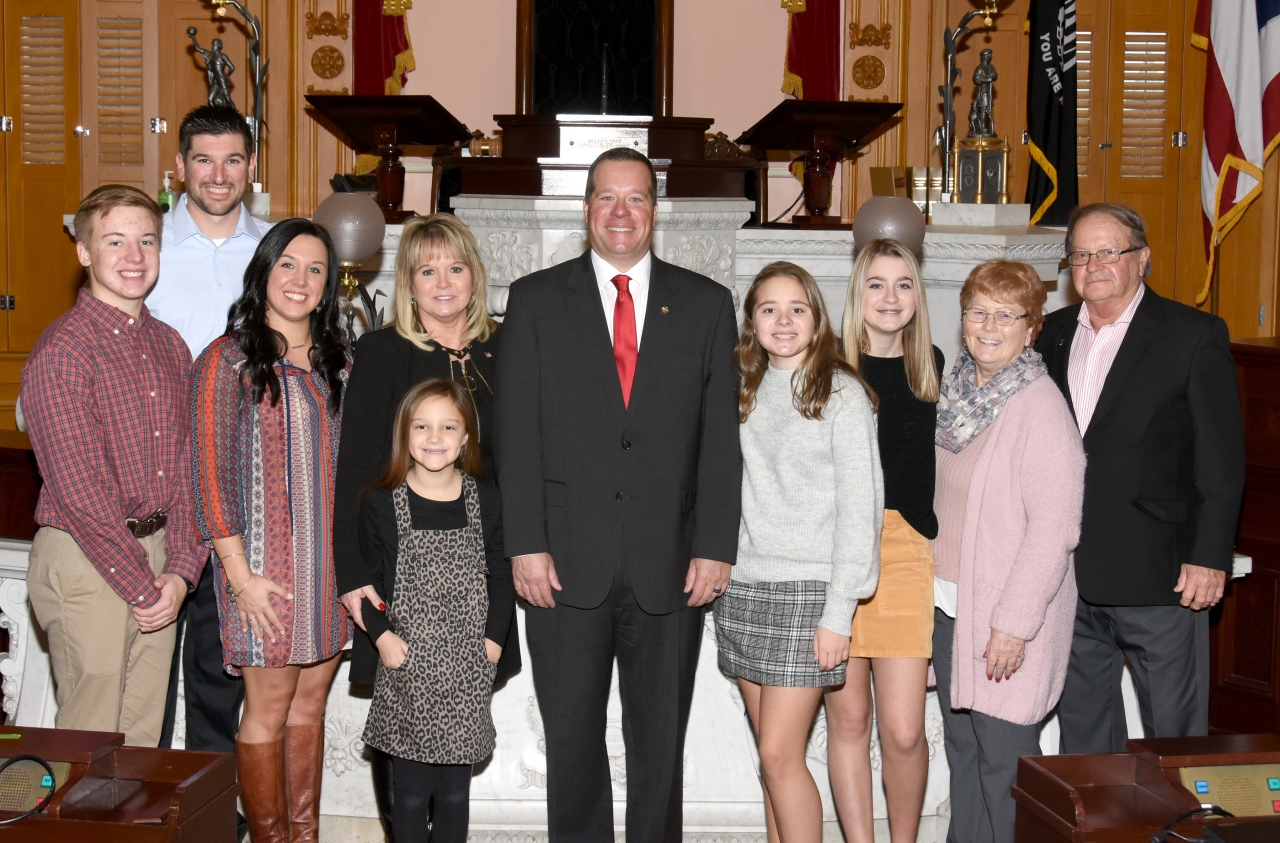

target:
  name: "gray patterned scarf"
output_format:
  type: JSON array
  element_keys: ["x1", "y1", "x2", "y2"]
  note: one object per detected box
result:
[{"x1": 935, "y1": 346, "x2": 1047, "y2": 453}]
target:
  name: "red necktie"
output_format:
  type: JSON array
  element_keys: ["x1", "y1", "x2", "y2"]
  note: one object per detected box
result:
[{"x1": 611, "y1": 274, "x2": 637, "y2": 407}]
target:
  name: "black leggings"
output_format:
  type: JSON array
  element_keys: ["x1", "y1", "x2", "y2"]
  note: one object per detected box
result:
[{"x1": 391, "y1": 755, "x2": 472, "y2": 843}]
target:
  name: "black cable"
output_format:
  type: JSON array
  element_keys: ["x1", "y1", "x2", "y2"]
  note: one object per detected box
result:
[
  {"x1": 770, "y1": 186, "x2": 805, "y2": 223},
  {"x1": 0, "y1": 753, "x2": 57, "y2": 825},
  {"x1": 1150, "y1": 805, "x2": 1235, "y2": 843}
]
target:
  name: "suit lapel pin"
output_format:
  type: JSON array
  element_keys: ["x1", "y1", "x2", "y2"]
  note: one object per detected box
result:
[{"x1": 661, "y1": 306, "x2": 669, "y2": 314}]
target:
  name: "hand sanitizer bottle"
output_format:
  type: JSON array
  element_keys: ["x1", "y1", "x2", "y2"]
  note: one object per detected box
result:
[{"x1": 158, "y1": 171, "x2": 175, "y2": 212}]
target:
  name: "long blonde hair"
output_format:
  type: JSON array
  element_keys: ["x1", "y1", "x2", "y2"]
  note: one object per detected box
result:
[
  {"x1": 842, "y1": 239, "x2": 939, "y2": 402},
  {"x1": 391, "y1": 214, "x2": 496, "y2": 351},
  {"x1": 736, "y1": 261, "x2": 874, "y2": 422}
]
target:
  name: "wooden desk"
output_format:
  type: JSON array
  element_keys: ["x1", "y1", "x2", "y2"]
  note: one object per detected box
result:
[
  {"x1": 0, "y1": 726, "x2": 237, "y2": 841},
  {"x1": 1013, "y1": 734, "x2": 1280, "y2": 842}
]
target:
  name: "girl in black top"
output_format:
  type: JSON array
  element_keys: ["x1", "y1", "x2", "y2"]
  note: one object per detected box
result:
[
  {"x1": 826, "y1": 239, "x2": 944, "y2": 843},
  {"x1": 332, "y1": 214, "x2": 517, "y2": 838},
  {"x1": 359, "y1": 378, "x2": 513, "y2": 843}
]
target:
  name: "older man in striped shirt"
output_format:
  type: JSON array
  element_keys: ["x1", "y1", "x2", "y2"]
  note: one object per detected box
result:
[{"x1": 1035, "y1": 203, "x2": 1245, "y2": 754}]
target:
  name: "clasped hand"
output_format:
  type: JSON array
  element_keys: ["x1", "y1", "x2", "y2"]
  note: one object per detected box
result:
[{"x1": 131, "y1": 572, "x2": 187, "y2": 633}]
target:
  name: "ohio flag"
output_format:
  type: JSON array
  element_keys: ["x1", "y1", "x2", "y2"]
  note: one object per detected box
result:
[{"x1": 1192, "y1": 0, "x2": 1280, "y2": 304}]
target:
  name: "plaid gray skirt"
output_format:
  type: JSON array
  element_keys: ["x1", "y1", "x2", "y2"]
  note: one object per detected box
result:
[{"x1": 712, "y1": 579, "x2": 847, "y2": 688}]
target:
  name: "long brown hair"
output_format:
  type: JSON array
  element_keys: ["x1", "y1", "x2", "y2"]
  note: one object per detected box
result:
[
  {"x1": 843, "y1": 239, "x2": 940, "y2": 402},
  {"x1": 736, "y1": 261, "x2": 874, "y2": 423},
  {"x1": 371, "y1": 379, "x2": 485, "y2": 490}
]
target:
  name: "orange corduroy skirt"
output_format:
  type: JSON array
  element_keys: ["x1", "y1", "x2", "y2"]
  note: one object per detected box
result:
[{"x1": 849, "y1": 510, "x2": 935, "y2": 659}]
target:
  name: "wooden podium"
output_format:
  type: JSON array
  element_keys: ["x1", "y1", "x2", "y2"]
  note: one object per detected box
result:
[
  {"x1": 306, "y1": 95, "x2": 473, "y2": 222},
  {"x1": 1013, "y1": 734, "x2": 1280, "y2": 842},
  {"x1": 0, "y1": 726, "x2": 237, "y2": 841},
  {"x1": 736, "y1": 100, "x2": 902, "y2": 227}
]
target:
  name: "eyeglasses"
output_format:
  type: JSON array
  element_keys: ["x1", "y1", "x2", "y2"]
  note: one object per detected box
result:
[
  {"x1": 1067, "y1": 246, "x2": 1142, "y2": 266},
  {"x1": 963, "y1": 308, "x2": 1029, "y2": 327}
]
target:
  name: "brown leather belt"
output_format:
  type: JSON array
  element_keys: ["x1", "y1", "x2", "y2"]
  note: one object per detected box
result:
[{"x1": 127, "y1": 511, "x2": 168, "y2": 538}]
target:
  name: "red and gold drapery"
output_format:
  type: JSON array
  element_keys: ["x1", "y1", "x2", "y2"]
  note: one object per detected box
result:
[
  {"x1": 781, "y1": 0, "x2": 840, "y2": 102},
  {"x1": 354, "y1": 0, "x2": 416, "y2": 96}
]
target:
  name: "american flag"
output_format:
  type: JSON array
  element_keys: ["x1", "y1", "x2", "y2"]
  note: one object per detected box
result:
[{"x1": 1193, "y1": 0, "x2": 1280, "y2": 304}]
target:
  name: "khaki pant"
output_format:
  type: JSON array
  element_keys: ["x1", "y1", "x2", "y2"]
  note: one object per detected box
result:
[{"x1": 27, "y1": 526, "x2": 176, "y2": 747}]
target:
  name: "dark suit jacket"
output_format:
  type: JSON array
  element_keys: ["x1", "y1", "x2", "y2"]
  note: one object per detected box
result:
[
  {"x1": 495, "y1": 250, "x2": 742, "y2": 614},
  {"x1": 1035, "y1": 286, "x2": 1244, "y2": 606}
]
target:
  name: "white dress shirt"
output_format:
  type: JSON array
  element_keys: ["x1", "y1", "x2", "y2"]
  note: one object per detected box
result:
[
  {"x1": 148, "y1": 193, "x2": 269, "y2": 358},
  {"x1": 1067, "y1": 283, "x2": 1145, "y2": 435},
  {"x1": 591, "y1": 249, "x2": 652, "y2": 348}
]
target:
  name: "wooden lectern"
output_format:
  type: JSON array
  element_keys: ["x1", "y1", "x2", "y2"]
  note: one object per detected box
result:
[
  {"x1": 306, "y1": 95, "x2": 473, "y2": 223},
  {"x1": 736, "y1": 100, "x2": 902, "y2": 227},
  {"x1": 0, "y1": 725, "x2": 237, "y2": 841},
  {"x1": 1013, "y1": 734, "x2": 1280, "y2": 842}
]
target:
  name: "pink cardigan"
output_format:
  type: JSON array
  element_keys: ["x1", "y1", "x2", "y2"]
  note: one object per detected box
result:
[{"x1": 947, "y1": 375, "x2": 1086, "y2": 725}]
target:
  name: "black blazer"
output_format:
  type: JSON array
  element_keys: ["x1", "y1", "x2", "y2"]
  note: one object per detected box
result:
[
  {"x1": 333, "y1": 325, "x2": 519, "y2": 682},
  {"x1": 495, "y1": 251, "x2": 742, "y2": 614},
  {"x1": 1034, "y1": 286, "x2": 1245, "y2": 606}
]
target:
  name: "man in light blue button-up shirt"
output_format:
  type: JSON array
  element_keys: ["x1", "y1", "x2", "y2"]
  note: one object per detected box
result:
[
  {"x1": 148, "y1": 106, "x2": 266, "y2": 843},
  {"x1": 148, "y1": 105, "x2": 268, "y2": 359}
]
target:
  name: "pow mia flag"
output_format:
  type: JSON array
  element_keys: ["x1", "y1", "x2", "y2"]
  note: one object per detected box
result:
[{"x1": 1025, "y1": 0, "x2": 1079, "y2": 225}]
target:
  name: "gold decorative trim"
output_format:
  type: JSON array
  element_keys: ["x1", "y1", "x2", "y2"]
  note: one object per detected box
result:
[
  {"x1": 306, "y1": 10, "x2": 350, "y2": 39},
  {"x1": 307, "y1": 85, "x2": 350, "y2": 95},
  {"x1": 311, "y1": 45, "x2": 345, "y2": 79},
  {"x1": 780, "y1": 0, "x2": 805, "y2": 11},
  {"x1": 704, "y1": 132, "x2": 750, "y2": 160},
  {"x1": 849, "y1": 22, "x2": 891, "y2": 50},
  {"x1": 851, "y1": 55, "x2": 885, "y2": 89},
  {"x1": 847, "y1": 94, "x2": 890, "y2": 102},
  {"x1": 383, "y1": 0, "x2": 413, "y2": 15}
]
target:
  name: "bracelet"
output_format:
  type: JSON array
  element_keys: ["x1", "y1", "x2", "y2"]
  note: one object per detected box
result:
[
  {"x1": 219, "y1": 552, "x2": 246, "y2": 562},
  {"x1": 231, "y1": 574, "x2": 253, "y2": 599}
]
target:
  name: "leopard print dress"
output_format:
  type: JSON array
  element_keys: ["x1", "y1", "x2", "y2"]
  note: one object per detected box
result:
[{"x1": 362, "y1": 476, "x2": 497, "y2": 764}]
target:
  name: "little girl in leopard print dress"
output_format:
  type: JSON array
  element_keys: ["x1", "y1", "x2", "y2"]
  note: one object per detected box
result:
[{"x1": 358, "y1": 379, "x2": 514, "y2": 843}]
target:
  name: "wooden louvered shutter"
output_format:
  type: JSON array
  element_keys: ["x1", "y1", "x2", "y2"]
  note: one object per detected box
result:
[
  {"x1": 18, "y1": 15, "x2": 64, "y2": 164},
  {"x1": 1119, "y1": 31, "x2": 1168, "y2": 178},
  {"x1": 2, "y1": 0, "x2": 81, "y2": 354},
  {"x1": 97, "y1": 17, "x2": 143, "y2": 166},
  {"x1": 79, "y1": 0, "x2": 157, "y2": 194},
  {"x1": 1103, "y1": 0, "x2": 1184, "y2": 299}
]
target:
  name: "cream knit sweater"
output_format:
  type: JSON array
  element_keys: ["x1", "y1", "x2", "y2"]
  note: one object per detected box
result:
[{"x1": 733, "y1": 366, "x2": 884, "y2": 636}]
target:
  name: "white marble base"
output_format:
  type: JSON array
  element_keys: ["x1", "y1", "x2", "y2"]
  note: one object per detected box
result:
[
  {"x1": 734, "y1": 225, "x2": 1070, "y2": 369},
  {"x1": 929, "y1": 204, "x2": 1030, "y2": 228}
]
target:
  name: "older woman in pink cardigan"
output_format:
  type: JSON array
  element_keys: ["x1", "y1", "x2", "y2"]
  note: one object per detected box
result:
[{"x1": 930, "y1": 260, "x2": 1085, "y2": 843}]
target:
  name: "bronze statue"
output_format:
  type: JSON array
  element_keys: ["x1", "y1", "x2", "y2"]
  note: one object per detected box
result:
[
  {"x1": 188, "y1": 28, "x2": 235, "y2": 109},
  {"x1": 968, "y1": 49, "x2": 997, "y2": 138}
]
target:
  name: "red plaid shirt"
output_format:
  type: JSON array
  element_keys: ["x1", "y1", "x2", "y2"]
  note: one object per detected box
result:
[{"x1": 23, "y1": 289, "x2": 204, "y2": 607}]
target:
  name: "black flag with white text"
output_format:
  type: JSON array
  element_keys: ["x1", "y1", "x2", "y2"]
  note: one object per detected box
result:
[{"x1": 1025, "y1": 0, "x2": 1079, "y2": 225}]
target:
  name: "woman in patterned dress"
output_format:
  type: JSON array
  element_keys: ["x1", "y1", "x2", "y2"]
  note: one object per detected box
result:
[{"x1": 191, "y1": 218, "x2": 353, "y2": 843}]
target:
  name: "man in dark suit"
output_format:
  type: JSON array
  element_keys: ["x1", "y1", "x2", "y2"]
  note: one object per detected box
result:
[
  {"x1": 1035, "y1": 203, "x2": 1245, "y2": 753},
  {"x1": 496, "y1": 148, "x2": 741, "y2": 842}
]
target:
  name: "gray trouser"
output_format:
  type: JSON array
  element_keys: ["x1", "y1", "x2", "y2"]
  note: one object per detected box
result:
[
  {"x1": 1057, "y1": 599, "x2": 1209, "y2": 755},
  {"x1": 933, "y1": 610, "x2": 1041, "y2": 843}
]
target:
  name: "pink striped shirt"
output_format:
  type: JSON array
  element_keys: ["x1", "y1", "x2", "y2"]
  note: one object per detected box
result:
[{"x1": 1067, "y1": 284, "x2": 1145, "y2": 434}]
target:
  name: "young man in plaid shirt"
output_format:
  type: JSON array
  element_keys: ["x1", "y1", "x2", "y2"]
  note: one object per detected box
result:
[{"x1": 22, "y1": 185, "x2": 204, "y2": 746}]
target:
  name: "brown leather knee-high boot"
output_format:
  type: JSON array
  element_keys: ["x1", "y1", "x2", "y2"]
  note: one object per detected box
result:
[
  {"x1": 285, "y1": 723, "x2": 325, "y2": 843},
  {"x1": 236, "y1": 737, "x2": 289, "y2": 843}
]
